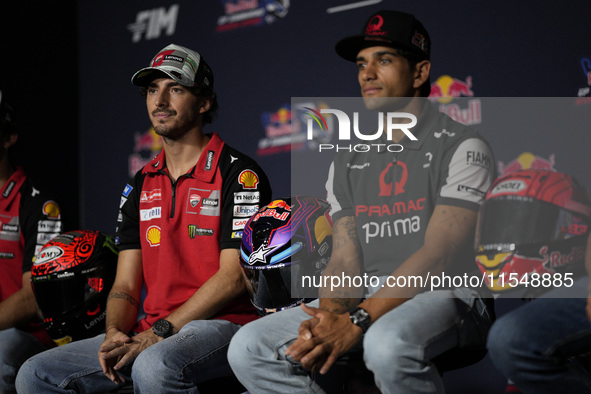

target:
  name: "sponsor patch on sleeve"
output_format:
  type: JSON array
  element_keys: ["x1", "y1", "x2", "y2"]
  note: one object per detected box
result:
[
  {"x1": 42, "y1": 201, "x2": 61, "y2": 220},
  {"x1": 238, "y1": 170, "x2": 259, "y2": 189},
  {"x1": 234, "y1": 191, "x2": 260, "y2": 204}
]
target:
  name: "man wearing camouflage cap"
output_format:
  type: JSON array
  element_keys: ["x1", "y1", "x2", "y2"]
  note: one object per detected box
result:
[{"x1": 17, "y1": 44, "x2": 272, "y2": 393}]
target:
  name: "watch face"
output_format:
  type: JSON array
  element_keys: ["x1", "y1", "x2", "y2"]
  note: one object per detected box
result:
[
  {"x1": 350, "y1": 308, "x2": 370, "y2": 333},
  {"x1": 153, "y1": 319, "x2": 172, "y2": 338}
]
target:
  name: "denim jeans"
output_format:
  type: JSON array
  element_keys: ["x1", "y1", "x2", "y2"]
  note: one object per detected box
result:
[
  {"x1": 228, "y1": 288, "x2": 493, "y2": 394},
  {"x1": 15, "y1": 319, "x2": 241, "y2": 394},
  {"x1": 487, "y1": 277, "x2": 591, "y2": 393},
  {"x1": 0, "y1": 328, "x2": 48, "y2": 393}
]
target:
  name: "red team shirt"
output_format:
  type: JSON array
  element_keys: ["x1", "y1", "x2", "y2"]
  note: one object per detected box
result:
[
  {"x1": 116, "y1": 133, "x2": 272, "y2": 332},
  {"x1": 0, "y1": 167, "x2": 63, "y2": 346}
]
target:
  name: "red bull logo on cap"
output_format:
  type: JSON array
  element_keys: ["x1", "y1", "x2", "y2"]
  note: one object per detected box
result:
[{"x1": 498, "y1": 152, "x2": 556, "y2": 177}]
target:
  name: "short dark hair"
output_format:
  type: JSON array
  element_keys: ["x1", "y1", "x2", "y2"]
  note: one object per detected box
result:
[
  {"x1": 139, "y1": 85, "x2": 218, "y2": 125},
  {"x1": 396, "y1": 48, "x2": 432, "y2": 97}
]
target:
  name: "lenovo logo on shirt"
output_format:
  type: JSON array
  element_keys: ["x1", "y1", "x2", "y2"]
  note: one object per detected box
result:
[{"x1": 205, "y1": 151, "x2": 215, "y2": 171}]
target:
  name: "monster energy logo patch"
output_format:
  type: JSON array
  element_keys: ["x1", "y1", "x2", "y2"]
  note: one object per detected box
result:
[{"x1": 188, "y1": 225, "x2": 214, "y2": 239}]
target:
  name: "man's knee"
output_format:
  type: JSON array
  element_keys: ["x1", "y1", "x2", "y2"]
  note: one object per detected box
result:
[
  {"x1": 131, "y1": 347, "x2": 168, "y2": 387},
  {"x1": 228, "y1": 321, "x2": 268, "y2": 370},
  {"x1": 487, "y1": 311, "x2": 527, "y2": 371},
  {"x1": 15, "y1": 355, "x2": 41, "y2": 392},
  {"x1": 363, "y1": 327, "x2": 410, "y2": 374},
  {"x1": 227, "y1": 326, "x2": 247, "y2": 372}
]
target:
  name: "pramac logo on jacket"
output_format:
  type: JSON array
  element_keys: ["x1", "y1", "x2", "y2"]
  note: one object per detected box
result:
[{"x1": 379, "y1": 161, "x2": 408, "y2": 197}]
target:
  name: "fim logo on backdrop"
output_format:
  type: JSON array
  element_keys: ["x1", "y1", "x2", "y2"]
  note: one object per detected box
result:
[
  {"x1": 429, "y1": 75, "x2": 481, "y2": 126},
  {"x1": 128, "y1": 4, "x2": 179, "y2": 43}
]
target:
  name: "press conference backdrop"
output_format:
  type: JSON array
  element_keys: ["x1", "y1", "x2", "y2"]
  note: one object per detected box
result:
[
  {"x1": 75, "y1": 1, "x2": 591, "y2": 234},
  {"x1": 14, "y1": 1, "x2": 590, "y2": 391}
]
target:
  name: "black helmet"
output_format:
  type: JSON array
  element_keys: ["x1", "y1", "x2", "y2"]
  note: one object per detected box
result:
[
  {"x1": 240, "y1": 196, "x2": 332, "y2": 315},
  {"x1": 31, "y1": 230, "x2": 118, "y2": 346}
]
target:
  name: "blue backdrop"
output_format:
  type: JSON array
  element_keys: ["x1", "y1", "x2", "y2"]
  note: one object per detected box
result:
[{"x1": 3, "y1": 1, "x2": 590, "y2": 392}]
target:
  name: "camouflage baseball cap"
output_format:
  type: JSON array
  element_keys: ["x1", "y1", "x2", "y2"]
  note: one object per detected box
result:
[{"x1": 131, "y1": 43, "x2": 213, "y2": 91}]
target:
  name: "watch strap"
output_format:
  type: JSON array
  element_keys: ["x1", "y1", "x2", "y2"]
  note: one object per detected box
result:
[{"x1": 349, "y1": 307, "x2": 371, "y2": 334}]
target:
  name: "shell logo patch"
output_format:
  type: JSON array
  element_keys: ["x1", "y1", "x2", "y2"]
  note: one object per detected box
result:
[
  {"x1": 43, "y1": 201, "x2": 61, "y2": 219},
  {"x1": 238, "y1": 170, "x2": 259, "y2": 189},
  {"x1": 146, "y1": 225, "x2": 161, "y2": 247}
]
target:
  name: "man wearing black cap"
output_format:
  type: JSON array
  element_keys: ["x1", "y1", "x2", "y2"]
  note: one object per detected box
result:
[
  {"x1": 16, "y1": 44, "x2": 272, "y2": 393},
  {"x1": 229, "y1": 10, "x2": 495, "y2": 393}
]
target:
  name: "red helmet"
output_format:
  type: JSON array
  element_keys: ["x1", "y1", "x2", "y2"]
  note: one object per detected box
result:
[
  {"x1": 31, "y1": 230, "x2": 118, "y2": 345},
  {"x1": 475, "y1": 169, "x2": 591, "y2": 292}
]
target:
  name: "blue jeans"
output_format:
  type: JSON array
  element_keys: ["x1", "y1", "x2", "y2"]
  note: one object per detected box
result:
[
  {"x1": 15, "y1": 319, "x2": 241, "y2": 393},
  {"x1": 228, "y1": 288, "x2": 493, "y2": 394},
  {"x1": 487, "y1": 277, "x2": 591, "y2": 393},
  {"x1": 0, "y1": 328, "x2": 48, "y2": 393}
]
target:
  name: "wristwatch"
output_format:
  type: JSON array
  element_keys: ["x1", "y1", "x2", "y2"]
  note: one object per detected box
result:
[
  {"x1": 152, "y1": 319, "x2": 174, "y2": 338},
  {"x1": 349, "y1": 307, "x2": 371, "y2": 334}
]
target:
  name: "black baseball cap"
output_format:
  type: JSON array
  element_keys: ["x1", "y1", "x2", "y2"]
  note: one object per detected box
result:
[{"x1": 335, "y1": 10, "x2": 430, "y2": 62}]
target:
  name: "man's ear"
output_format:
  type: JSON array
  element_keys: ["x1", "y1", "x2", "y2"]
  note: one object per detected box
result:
[
  {"x1": 413, "y1": 60, "x2": 431, "y2": 89},
  {"x1": 199, "y1": 97, "x2": 213, "y2": 114}
]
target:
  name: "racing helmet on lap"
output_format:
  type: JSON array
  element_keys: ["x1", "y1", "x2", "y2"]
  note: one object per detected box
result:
[
  {"x1": 475, "y1": 169, "x2": 591, "y2": 292},
  {"x1": 240, "y1": 196, "x2": 332, "y2": 315},
  {"x1": 31, "y1": 230, "x2": 118, "y2": 346}
]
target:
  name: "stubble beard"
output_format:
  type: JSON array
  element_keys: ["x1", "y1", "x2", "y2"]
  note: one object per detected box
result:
[{"x1": 152, "y1": 111, "x2": 198, "y2": 141}]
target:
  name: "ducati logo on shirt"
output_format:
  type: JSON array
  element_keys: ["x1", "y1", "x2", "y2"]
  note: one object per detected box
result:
[
  {"x1": 186, "y1": 189, "x2": 221, "y2": 216},
  {"x1": 189, "y1": 193, "x2": 201, "y2": 207},
  {"x1": 379, "y1": 161, "x2": 408, "y2": 197}
]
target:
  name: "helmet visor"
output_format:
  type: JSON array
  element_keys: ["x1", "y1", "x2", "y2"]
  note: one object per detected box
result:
[
  {"x1": 244, "y1": 266, "x2": 296, "y2": 314},
  {"x1": 32, "y1": 275, "x2": 95, "y2": 319},
  {"x1": 476, "y1": 197, "x2": 588, "y2": 251}
]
